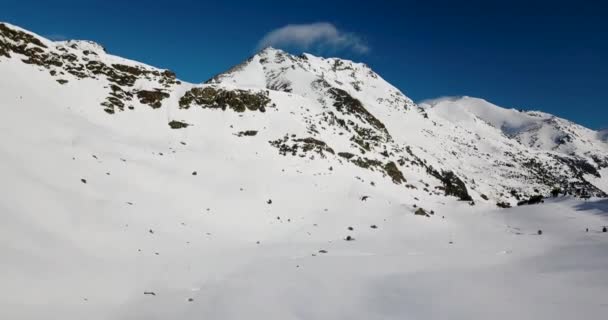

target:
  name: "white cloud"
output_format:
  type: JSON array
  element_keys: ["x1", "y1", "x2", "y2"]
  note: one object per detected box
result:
[{"x1": 257, "y1": 22, "x2": 369, "y2": 54}]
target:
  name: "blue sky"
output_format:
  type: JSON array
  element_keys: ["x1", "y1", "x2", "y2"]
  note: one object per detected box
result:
[{"x1": 2, "y1": 0, "x2": 607, "y2": 129}]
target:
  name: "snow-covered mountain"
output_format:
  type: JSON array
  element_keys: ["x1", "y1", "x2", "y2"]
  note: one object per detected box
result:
[
  {"x1": 207, "y1": 47, "x2": 608, "y2": 202},
  {"x1": 2, "y1": 22, "x2": 605, "y2": 204},
  {"x1": 2, "y1": 22, "x2": 608, "y2": 319}
]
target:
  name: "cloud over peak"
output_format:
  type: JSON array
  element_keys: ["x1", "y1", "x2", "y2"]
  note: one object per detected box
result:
[{"x1": 257, "y1": 22, "x2": 369, "y2": 54}]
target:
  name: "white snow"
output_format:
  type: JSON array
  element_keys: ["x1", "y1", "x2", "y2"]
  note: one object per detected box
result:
[
  {"x1": 1, "y1": 23, "x2": 608, "y2": 320},
  {"x1": 421, "y1": 96, "x2": 608, "y2": 154}
]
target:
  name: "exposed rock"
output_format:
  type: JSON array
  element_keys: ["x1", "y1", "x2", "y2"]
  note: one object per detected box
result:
[
  {"x1": 269, "y1": 135, "x2": 335, "y2": 158},
  {"x1": 168, "y1": 120, "x2": 190, "y2": 129},
  {"x1": 384, "y1": 161, "x2": 406, "y2": 184},
  {"x1": 428, "y1": 169, "x2": 472, "y2": 201},
  {"x1": 496, "y1": 202, "x2": 512, "y2": 209},
  {"x1": 414, "y1": 208, "x2": 430, "y2": 217},
  {"x1": 236, "y1": 130, "x2": 258, "y2": 137},
  {"x1": 136, "y1": 89, "x2": 169, "y2": 109},
  {"x1": 179, "y1": 86, "x2": 271, "y2": 112}
]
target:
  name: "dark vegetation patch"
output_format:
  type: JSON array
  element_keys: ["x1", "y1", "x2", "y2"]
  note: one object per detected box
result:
[
  {"x1": 414, "y1": 208, "x2": 431, "y2": 217},
  {"x1": 136, "y1": 89, "x2": 170, "y2": 109},
  {"x1": 350, "y1": 157, "x2": 406, "y2": 185},
  {"x1": 168, "y1": 120, "x2": 190, "y2": 129},
  {"x1": 555, "y1": 156, "x2": 600, "y2": 178},
  {"x1": 510, "y1": 189, "x2": 522, "y2": 201},
  {"x1": 268, "y1": 133, "x2": 406, "y2": 185},
  {"x1": 517, "y1": 195, "x2": 544, "y2": 206},
  {"x1": 351, "y1": 157, "x2": 383, "y2": 169},
  {"x1": 267, "y1": 77, "x2": 292, "y2": 92},
  {"x1": 328, "y1": 87, "x2": 390, "y2": 141},
  {"x1": 384, "y1": 161, "x2": 406, "y2": 184},
  {"x1": 296, "y1": 137, "x2": 335, "y2": 154},
  {"x1": 496, "y1": 202, "x2": 511, "y2": 208},
  {"x1": 86, "y1": 61, "x2": 135, "y2": 86},
  {"x1": 179, "y1": 86, "x2": 272, "y2": 112},
  {"x1": 521, "y1": 156, "x2": 606, "y2": 198},
  {"x1": 269, "y1": 135, "x2": 334, "y2": 158},
  {"x1": 236, "y1": 130, "x2": 258, "y2": 137},
  {"x1": 395, "y1": 145, "x2": 473, "y2": 200},
  {"x1": 0, "y1": 23, "x2": 47, "y2": 59},
  {"x1": 337, "y1": 152, "x2": 355, "y2": 159},
  {"x1": 554, "y1": 134, "x2": 573, "y2": 146},
  {"x1": 590, "y1": 154, "x2": 608, "y2": 169},
  {"x1": 351, "y1": 137, "x2": 369, "y2": 152},
  {"x1": 318, "y1": 88, "x2": 390, "y2": 153},
  {"x1": 427, "y1": 168, "x2": 472, "y2": 201},
  {"x1": 102, "y1": 84, "x2": 132, "y2": 114}
]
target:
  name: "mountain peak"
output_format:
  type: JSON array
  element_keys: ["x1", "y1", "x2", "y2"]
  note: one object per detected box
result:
[
  {"x1": 206, "y1": 45, "x2": 414, "y2": 112},
  {"x1": 256, "y1": 46, "x2": 287, "y2": 55},
  {"x1": 2, "y1": 22, "x2": 607, "y2": 203},
  {"x1": 56, "y1": 39, "x2": 107, "y2": 54}
]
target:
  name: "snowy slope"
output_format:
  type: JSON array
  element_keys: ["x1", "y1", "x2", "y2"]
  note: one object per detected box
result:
[
  {"x1": 422, "y1": 96, "x2": 608, "y2": 154},
  {"x1": 208, "y1": 48, "x2": 608, "y2": 201},
  {"x1": 420, "y1": 96, "x2": 608, "y2": 195},
  {"x1": 1, "y1": 22, "x2": 608, "y2": 320}
]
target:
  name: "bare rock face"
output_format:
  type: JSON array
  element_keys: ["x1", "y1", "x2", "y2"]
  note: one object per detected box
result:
[{"x1": 179, "y1": 86, "x2": 272, "y2": 112}]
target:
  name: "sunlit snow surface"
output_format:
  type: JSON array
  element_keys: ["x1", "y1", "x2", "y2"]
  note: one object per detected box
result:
[{"x1": 1, "y1": 23, "x2": 607, "y2": 319}]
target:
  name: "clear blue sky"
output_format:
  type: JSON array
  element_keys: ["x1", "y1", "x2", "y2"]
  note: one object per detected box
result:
[{"x1": 3, "y1": 0, "x2": 607, "y2": 129}]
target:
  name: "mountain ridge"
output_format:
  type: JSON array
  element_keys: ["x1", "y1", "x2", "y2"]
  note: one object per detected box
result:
[{"x1": 1, "y1": 22, "x2": 607, "y2": 204}]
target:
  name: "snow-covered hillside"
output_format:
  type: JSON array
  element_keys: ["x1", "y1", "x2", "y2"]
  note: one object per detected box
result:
[
  {"x1": 422, "y1": 96, "x2": 607, "y2": 154},
  {"x1": 208, "y1": 47, "x2": 608, "y2": 201},
  {"x1": 1, "y1": 22, "x2": 608, "y2": 319}
]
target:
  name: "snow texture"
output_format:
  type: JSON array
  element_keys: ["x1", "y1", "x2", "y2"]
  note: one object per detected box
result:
[{"x1": 1, "y1": 22, "x2": 607, "y2": 319}]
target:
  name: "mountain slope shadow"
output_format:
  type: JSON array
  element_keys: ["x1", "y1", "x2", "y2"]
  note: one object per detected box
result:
[{"x1": 574, "y1": 199, "x2": 608, "y2": 217}]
